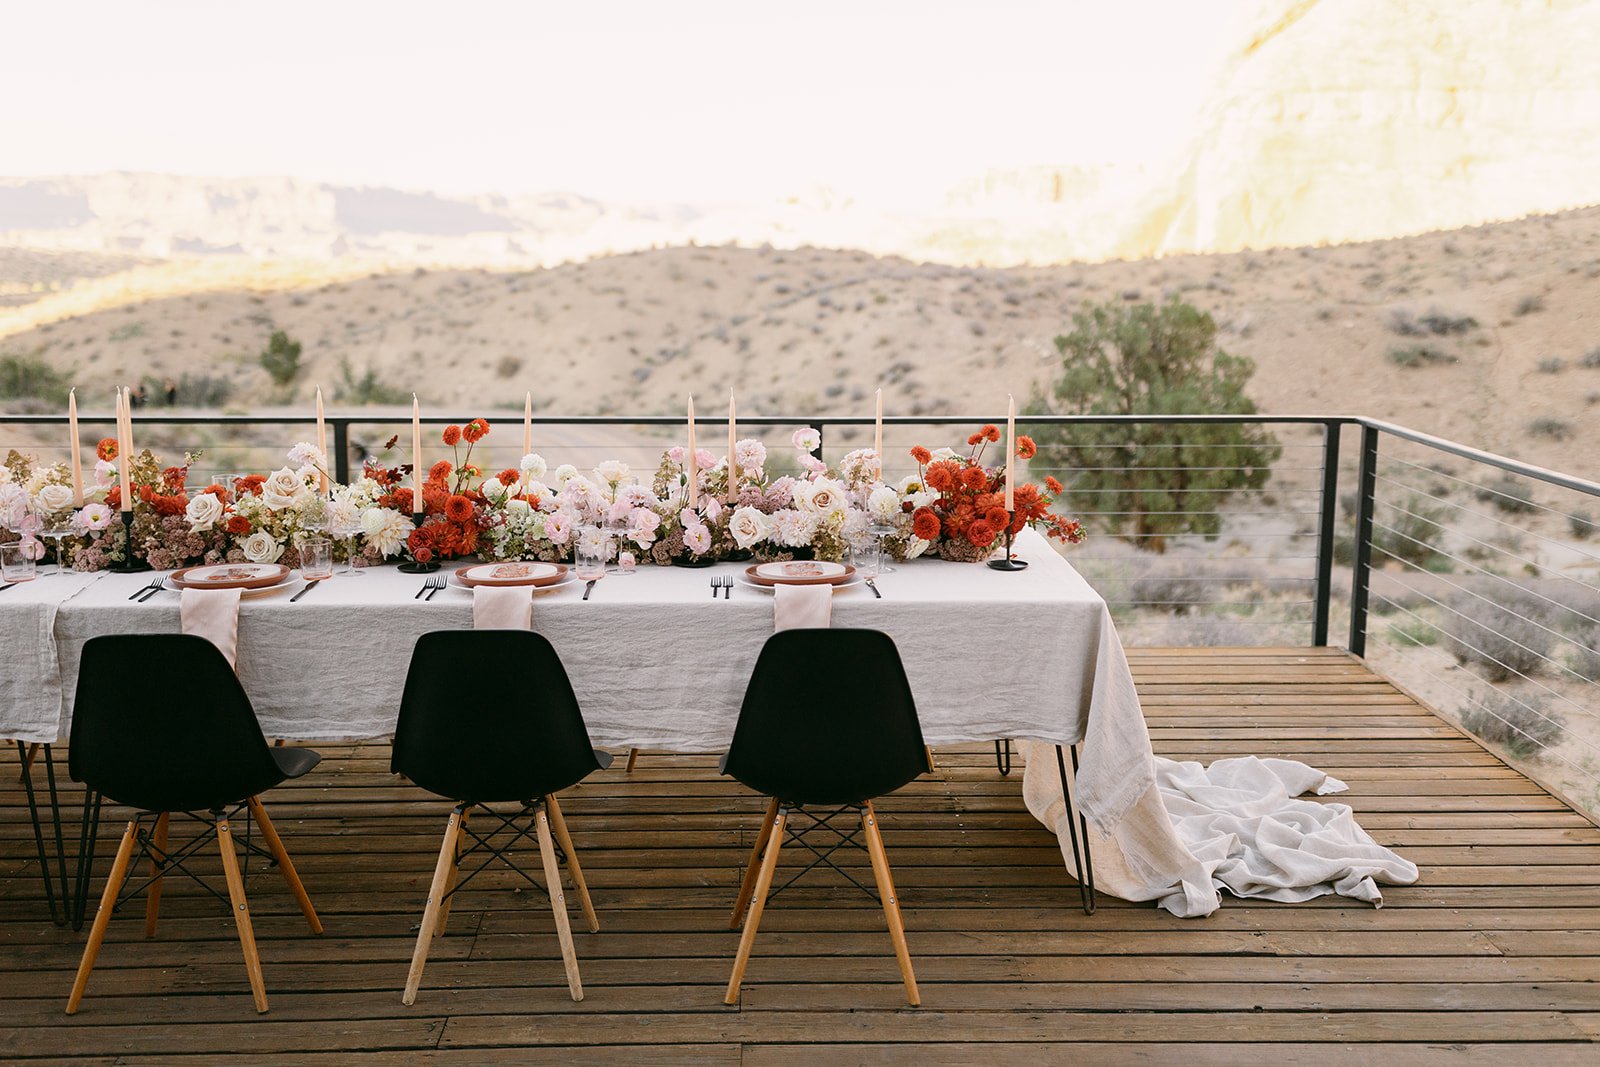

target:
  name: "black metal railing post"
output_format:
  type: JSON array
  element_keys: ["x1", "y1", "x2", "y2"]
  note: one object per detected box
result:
[
  {"x1": 808, "y1": 421, "x2": 825, "y2": 464},
  {"x1": 1347, "y1": 424, "x2": 1380, "y2": 657},
  {"x1": 1311, "y1": 421, "x2": 1341, "y2": 646},
  {"x1": 332, "y1": 419, "x2": 351, "y2": 485}
]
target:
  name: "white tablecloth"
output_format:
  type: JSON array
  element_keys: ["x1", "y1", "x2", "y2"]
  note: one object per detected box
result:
[{"x1": 0, "y1": 571, "x2": 105, "y2": 744}]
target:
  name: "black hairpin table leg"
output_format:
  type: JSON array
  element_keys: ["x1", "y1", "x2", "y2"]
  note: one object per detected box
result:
[
  {"x1": 1054, "y1": 743, "x2": 1096, "y2": 916},
  {"x1": 16, "y1": 740, "x2": 69, "y2": 926},
  {"x1": 994, "y1": 739, "x2": 1012, "y2": 776},
  {"x1": 72, "y1": 790, "x2": 103, "y2": 931}
]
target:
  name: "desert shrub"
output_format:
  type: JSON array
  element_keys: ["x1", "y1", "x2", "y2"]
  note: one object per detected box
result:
[
  {"x1": 1476, "y1": 475, "x2": 1536, "y2": 514},
  {"x1": 1124, "y1": 570, "x2": 1212, "y2": 614},
  {"x1": 1443, "y1": 593, "x2": 1555, "y2": 681},
  {"x1": 1538, "y1": 358, "x2": 1566, "y2": 374},
  {"x1": 495, "y1": 356, "x2": 523, "y2": 379},
  {"x1": 1529, "y1": 417, "x2": 1573, "y2": 440},
  {"x1": 1388, "y1": 617, "x2": 1441, "y2": 647},
  {"x1": 1028, "y1": 298, "x2": 1281, "y2": 552},
  {"x1": 1581, "y1": 347, "x2": 1600, "y2": 369},
  {"x1": 0, "y1": 353, "x2": 72, "y2": 406},
  {"x1": 1461, "y1": 689, "x2": 1564, "y2": 759},
  {"x1": 1570, "y1": 510, "x2": 1597, "y2": 539},
  {"x1": 1514, "y1": 294, "x2": 1546, "y2": 316},
  {"x1": 259, "y1": 330, "x2": 303, "y2": 386},
  {"x1": 1565, "y1": 626, "x2": 1600, "y2": 682},
  {"x1": 1388, "y1": 344, "x2": 1457, "y2": 367},
  {"x1": 333, "y1": 359, "x2": 409, "y2": 405},
  {"x1": 1371, "y1": 494, "x2": 1447, "y2": 568},
  {"x1": 1388, "y1": 308, "x2": 1476, "y2": 336},
  {"x1": 140, "y1": 373, "x2": 232, "y2": 407}
]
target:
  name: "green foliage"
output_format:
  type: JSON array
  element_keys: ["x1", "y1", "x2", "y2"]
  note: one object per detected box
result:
[
  {"x1": 1477, "y1": 475, "x2": 1536, "y2": 514},
  {"x1": 1371, "y1": 493, "x2": 1447, "y2": 568},
  {"x1": 138, "y1": 373, "x2": 233, "y2": 408},
  {"x1": 1461, "y1": 689, "x2": 1564, "y2": 759},
  {"x1": 1387, "y1": 308, "x2": 1476, "y2": 336},
  {"x1": 0, "y1": 352, "x2": 72, "y2": 406},
  {"x1": 1027, "y1": 298, "x2": 1281, "y2": 552},
  {"x1": 1529, "y1": 417, "x2": 1573, "y2": 441},
  {"x1": 1387, "y1": 344, "x2": 1457, "y2": 368},
  {"x1": 259, "y1": 330, "x2": 303, "y2": 387},
  {"x1": 333, "y1": 358, "x2": 409, "y2": 405}
]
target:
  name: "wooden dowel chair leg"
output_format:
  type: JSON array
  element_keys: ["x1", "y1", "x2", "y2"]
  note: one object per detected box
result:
[
  {"x1": 65, "y1": 819, "x2": 139, "y2": 1014},
  {"x1": 730, "y1": 798, "x2": 780, "y2": 930},
  {"x1": 535, "y1": 803, "x2": 584, "y2": 1001},
  {"x1": 21, "y1": 741, "x2": 41, "y2": 777},
  {"x1": 625, "y1": 748, "x2": 639, "y2": 773},
  {"x1": 545, "y1": 795, "x2": 598, "y2": 934},
  {"x1": 247, "y1": 797, "x2": 322, "y2": 935},
  {"x1": 434, "y1": 807, "x2": 468, "y2": 939},
  {"x1": 143, "y1": 812, "x2": 170, "y2": 938},
  {"x1": 216, "y1": 815, "x2": 269, "y2": 1013},
  {"x1": 862, "y1": 801, "x2": 919, "y2": 1007},
  {"x1": 725, "y1": 806, "x2": 786, "y2": 1006},
  {"x1": 403, "y1": 805, "x2": 463, "y2": 1006}
]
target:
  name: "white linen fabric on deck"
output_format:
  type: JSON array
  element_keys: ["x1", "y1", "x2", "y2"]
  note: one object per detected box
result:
[
  {"x1": 1021, "y1": 745, "x2": 1420, "y2": 917},
  {"x1": 0, "y1": 571, "x2": 103, "y2": 744},
  {"x1": 179, "y1": 587, "x2": 241, "y2": 668},
  {"x1": 472, "y1": 585, "x2": 532, "y2": 630},
  {"x1": 772, "y1": 583, "x2": 832, "y2": 631}
]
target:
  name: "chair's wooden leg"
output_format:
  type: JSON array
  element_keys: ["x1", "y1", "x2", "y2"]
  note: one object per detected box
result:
[
  {"x1": 862, "y1": 801, "x2": 919, "y2": 1007},
  {"x1": 434, "y1": 807, "x2": 468, "y2": 939},
  {"x1": 924, "y1": 746, "x2": 937, "y2": 771},
  {"x1": 21, "y1": 741, "x2": 41, "y2": 777},
  {"x1": 625, "y1": 748, "x2": 639, "y2": 773},
  {"x1": 545, "y1": 795, "x2": 597, "y2": 934},
  {"x1": 535, "y1": 803, "x2": 584, "y2": 1001},
  {"x1": 730, "y1": 798, "x2": 780, "y2": 929},
  {"x1": 725, "y1": 807, "x2": 786, "y2": 1005},
  {"x1": 216, "y1": 815, "x2": 269, "y2": 1013},
  {"x1": 246, "y1": 797, "x2": 322, "y2": 935},
  {"x1": 66, "y1": 819, "x2": 138, "y2": 1014},
  {"x1": 403, "y1": 805, "x2": 463, "y2": 1005},
  {"x1": 143, "y1": 812, "x2": 171, "y2": 938}
]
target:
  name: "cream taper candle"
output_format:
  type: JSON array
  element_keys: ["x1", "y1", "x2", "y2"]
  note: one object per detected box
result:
[
  {"x1": 726, "y1": 390, "x2": 737, "y2": 504},
  {"x1": 411, "y1": 394, "x2": 423, "y2": 512},
  {"x1": 1004, "y1": 394, "x2": 1016, "y2": 512},
  {"x1": 68, "y1": 388, "x2": 84, "y2": 506}
]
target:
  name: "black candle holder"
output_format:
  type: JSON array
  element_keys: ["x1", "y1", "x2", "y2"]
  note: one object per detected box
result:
[
  {"x1": 987, "y1": 511, "x2": 1029, "y2": 571},
  {"x1": 109, "y1": 510, "x2": 151, "y2": 573},
  {"x1": 397, "y1": 512, "x2": 441, "y2": 573}
]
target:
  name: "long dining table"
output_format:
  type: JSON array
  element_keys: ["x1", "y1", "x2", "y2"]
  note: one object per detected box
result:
[{"x1": 4, "y1": 530, "x2": 1149, "y2": 923}]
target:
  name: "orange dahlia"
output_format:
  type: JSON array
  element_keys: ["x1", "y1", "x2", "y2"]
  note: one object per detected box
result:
[
  {"x1": 1044, "y1": 476, "x2": 1064, "y2": 494},
  {"x1": 981, "y1": 424, "x2": 1001, "y2": 443},
  {"x1": 967, "y1": 519, "x2": 997, "y2": 548},
  {"x1": 910, "y1": 445, "x2": 932, "y2": 465},
  {"x1": 961, "y1": 466, "x2": 988, "y2": 490},
  {"x1": 96, "y1": 438, "x2": 118, "y2": 461},
  {"x1": 429, "y1": 460, "x2": 453, "y2": 482},
  {"x1": 926, "y1": 464, "x2": 956, "y2": 492},
  {"x1": 462, "y1": 418, "x2": 489, "y2": 444},
  {"x1": 496, "y1": 468, "x2": 519, "y2": 486},
  {"x1": 441, "y1": 424, "x2": 462, "y2": 447},
  {"x1": 226, "y1": 515, "x2": 251, "y2": 535},
  {"x1": 1016, "y1": 435, "x2": 1037, "y2": 459},
  {"x1": 445, "y1": 494, "x2": 475, "y2": 522},
  {"x1": 911, "y1": 507, "x2": 941, "y2": 542}
]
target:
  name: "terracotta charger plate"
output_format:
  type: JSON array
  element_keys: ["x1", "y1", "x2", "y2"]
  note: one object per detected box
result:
[
  {"x1": 168, "y1": 563, "x2": 291, "y2": 590},
  {"x1": 452, "y1": 562, "x2": 569, "y2": 588},
  {"x1": 744, "y1": 561, "x2": 856, "y2": 587}
]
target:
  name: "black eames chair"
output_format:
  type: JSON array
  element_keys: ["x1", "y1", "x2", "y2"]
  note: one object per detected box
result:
[
  {"x1": 392, "y1": 630, "x2": 612, "y2": 1004},
  {"x1": 65, "y1": 634, "x2": 323, "y2": 1015},
  {"x1": 721, "y1": 628, "x2": 930, "y2": 1006}
]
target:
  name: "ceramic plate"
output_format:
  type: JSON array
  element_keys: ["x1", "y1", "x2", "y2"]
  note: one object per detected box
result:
[
  {"x1": 737, "y1": 571, "x2": 861, "y2": 593},
  {"x1": 451, "y1": 567, "x2": 575, "y2": 591},
  {"x1": 454, "y1": 562, "x2": 565, "y2": 587},
  {"x1": 169, "y1": 563, "x2": 291, "y2": 590},
  {"x1": 745, "y1": 562, "x2": 856, "y2": 587}
]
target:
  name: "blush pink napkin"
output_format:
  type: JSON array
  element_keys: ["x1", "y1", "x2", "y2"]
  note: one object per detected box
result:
[
  {"x1": 473, "y1": 585, "x2": 532, "y2": 629},
  {"x1": 180, "y1": 587, "x2": 242, "y2": 669},
  {"x1": 773, "y1": 583, "x2": 832, "y2": 631}
]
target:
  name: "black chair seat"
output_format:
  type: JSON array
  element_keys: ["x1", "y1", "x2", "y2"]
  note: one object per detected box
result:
[{"x1": 271, "y1": 746, "x2": 322, "y2": 780}]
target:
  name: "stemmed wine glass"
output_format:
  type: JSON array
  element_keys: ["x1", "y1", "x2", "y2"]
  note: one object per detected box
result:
[
  {"x1": 867, "y1": 521, "x2": 897, "y2": 574},
  {"x1": 41, "y1": 515, "x2": 76, "y2": 578}
]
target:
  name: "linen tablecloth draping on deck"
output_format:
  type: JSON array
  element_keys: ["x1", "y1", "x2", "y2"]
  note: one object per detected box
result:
[{"x1": 0, "y1": 571, "x2": 103, "y2": 744}]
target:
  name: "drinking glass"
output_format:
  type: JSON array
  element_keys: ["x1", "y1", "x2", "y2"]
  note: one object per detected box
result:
[
  {"x1": 42, "y1": 516, "x2": 75, "y2": 577},
  {"x1": 575, "y1": 528, "x2": 606, "y2": 582},
  {"x1": 300, "y1": 495, "x2": 331, "y2": 535},
  {"x1": 330, "y1": 520, "x2": 365, "y2": 576},
  {"x1": 1, "y1": 543, "x2": 37, "y2": 583},
  {"x1": 867, "y1": 521, "x2": 897, "y2": 574},
  {"x1": 851, "y1": 534, "x2": 883, "y2": 579},
  {"x1": 300, "y1": 536, "x2": 334, "y2": 580}
]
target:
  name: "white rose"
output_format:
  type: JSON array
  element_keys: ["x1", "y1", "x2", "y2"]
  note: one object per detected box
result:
[
  {"x1": 728, "y1": 505, "x2": 770, "y2": 550},
  {"x1": 241, "y1": 531, "x2": 284, "y2": 563},
  {"x1": 797, "y1": 477, "x2": 847, "y2": 519},
  {"x1": 185, "y1": 493, "x2": 224, "y2": 532},
  {"x1": 594, "y1": 459, "x2": 630, "y2": 486},
  {"x1": 37, "y1": 483, "x2": 75, "y2": 514},
  {"x1": 262, "y1": 467, "x2": 309, "y2": 511}
]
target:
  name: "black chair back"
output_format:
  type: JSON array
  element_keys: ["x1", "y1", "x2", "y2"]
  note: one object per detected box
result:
[
  {"x1": 70, "y1": 634, "x2": 289, "y2": 813},
  {"x1": 724, "y1": 629, "x2": 928, "y2": 806},
  {"x1": 391, "y1": 630, "x2": 608, "y2": 803}
]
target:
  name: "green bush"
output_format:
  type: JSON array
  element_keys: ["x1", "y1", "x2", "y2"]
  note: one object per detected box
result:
[
  {"x1": 0, "y1": 352, "x2": 72, "y2": 406},
  {"x1": 1371, "y1": 493, "x2": 1447, "y2": 568},
  {"x1": 1388, "y1": 344, "x2": 1457, "y2": 368},
  {"x1": 334, "y1": 358, "x2": 409, "y2": 405},
  {"x1": 1461, "y1": 689, "x2": 1564, "y2": 758},
  {"x1": 1477, "y1": 475, "x2": 1536, "y2": 514},
  {"x1": 1027, "y1": 298, "x2": 1280, "y2": 552},
  {"x1": 259, "y1": 330, "x2": 303, "y2": 386}
]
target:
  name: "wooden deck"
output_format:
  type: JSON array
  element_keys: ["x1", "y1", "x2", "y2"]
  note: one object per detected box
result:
[{"x1": 4, "y1": 647, "x2": 1600, "y2": 1064}]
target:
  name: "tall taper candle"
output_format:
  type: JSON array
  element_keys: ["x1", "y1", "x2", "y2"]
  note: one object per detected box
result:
[
  {"x1": 411, "y1": 394, "x2": 423, "y2": 511},
  {"x1": 314, "y1": 387, "x2": 328, "y2": 492},
  {"x1": 726, "y1": 390, "x2": 737, "y2": 504},
  {"x1": 686, "y1": 394, "x2": 698, "y2": 508},
  {"x1": 523, "y1": 391, "x2": 533, "y2": 455},
  {"x1": 1004, "y1": 394, "x2": 1016, "y2": 512},
  {"x1": 117, "y1": 387, "x2": 133, "y2": 511},
  {"x1": 874, "y1": 387, "x2": 883, "y2": 462},
  {"x1": 68, "y1": 388, "x2": 84, "y2": 506}
]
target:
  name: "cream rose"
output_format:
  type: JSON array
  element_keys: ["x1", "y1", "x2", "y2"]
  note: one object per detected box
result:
[
  {"x1": 728, "y1": 505, "x2": 770, "y2": 550},
  {"x1": 36, "y1": 483, "x2": 75, "y2": 514},
  {"x1": 185, "y1": 492, "x2": 224, "y2": 532},
  {"x1": 262, "y1": 467, "x2": 309, "y2": 511},
  {"x1": 796, "y1": 477, "x2": 847, "y2": 519},
  {"x1": 241, "y1": 531, "x2": 284, "y2": 563}
]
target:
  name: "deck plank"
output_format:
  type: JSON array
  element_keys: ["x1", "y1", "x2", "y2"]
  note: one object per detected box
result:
[{"x1": 3, "y1": 647, "x2": 1598, "y2": 1060}]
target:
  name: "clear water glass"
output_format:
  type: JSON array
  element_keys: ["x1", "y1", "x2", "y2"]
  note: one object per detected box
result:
[
  {"x1": 851, "y1": 534, "x2": 883, "y2": 579},
  {"x1": 575, "y1": 528, "x2": 606, "y2": 581},
  {"x1": 300, "y1": 536, "x2": 333, "y2": 580},
  {"x1": 1, "y1": 543, "x2": 37, "y2": 583}
]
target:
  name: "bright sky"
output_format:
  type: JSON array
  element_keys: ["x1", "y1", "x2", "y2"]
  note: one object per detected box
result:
[{"x1": 4, "y1": 1, "x2": 1235, "y2": 205}]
